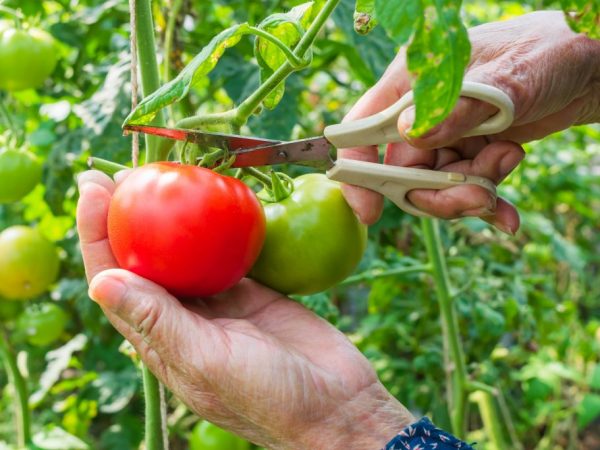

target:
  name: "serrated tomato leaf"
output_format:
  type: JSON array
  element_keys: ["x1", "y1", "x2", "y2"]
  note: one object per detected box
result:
[
  {"x1": 375, "y1": 0, "x2": 423, "y2": 44},
  {"x1": 124, "y1": 23, "x2": 251, "y2": 125},
  {"x1": 407, "y1": 0, "x2": 470, "y2": 136},
  {"x1": 354, "y1": 0, "x2": 378, "y2": 35}
]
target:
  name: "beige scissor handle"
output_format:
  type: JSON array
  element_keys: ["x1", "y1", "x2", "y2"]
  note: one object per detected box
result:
[
  {"x1": 327, "y1": 159, "x2": 497, "y2": 217},
  {"x1": 324, "y1": 81, "x2": 513, "y2": 217},
  {"x1": 323, "y1": 81, "x2": 514, "y2": 149}
]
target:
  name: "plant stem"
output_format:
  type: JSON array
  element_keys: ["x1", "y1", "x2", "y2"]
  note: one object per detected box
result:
[
  {"x1": 241, "y1": 167, "x2": 272, "y2": 187},
  {"x1": 135, "y1": 1, "x2": 168, "y2": 449},
  {"x1": 0, "y1": 5, "x2": 24, "y2": 22},
  {"x1": 0, "y1": 332, "x2": 31, "y2": 448},
  {"x1": 248, "y1": 26, "x2": 305, "y2": 68},
  {"x1": 234, "y1": 0, "x2": 340, "y2": 126},
  {"x1": 163, "y1": 0, "x2": 184, "y2": 84},
  {"x1": 469, "y1": 390, "x2": 507, "y2": 450},
  {"x1": 339, "y1": 264, "x2": 432, "y2": 286},
  {"x1": 136, "y1": 0, "x2": 168, "y2": 162},
  {"x1": 176, "y1": 110, "x2": 237, "y2": 129},
  {"x1": 88, "y1": 157, "x2": 129, "y2": 175},
  {"x1": 421, "y1": 218, "x2": 467, "y2": 437},
  {"x1": 142, "y1": 364, "x2": 167, "y2": 450}
]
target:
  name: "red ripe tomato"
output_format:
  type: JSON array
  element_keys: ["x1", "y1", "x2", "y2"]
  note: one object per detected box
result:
[{"x1": 107, "y1": 163, "x2": 266, "y2": 298}]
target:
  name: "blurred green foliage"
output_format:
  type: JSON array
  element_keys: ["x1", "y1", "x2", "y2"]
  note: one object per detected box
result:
[{"x1": 0, "y1": 0, "x2": 598, "y2": 449}]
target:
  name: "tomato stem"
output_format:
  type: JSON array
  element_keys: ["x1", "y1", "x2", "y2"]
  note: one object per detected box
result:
[
  {"x1": 421, "y1": 218, "x2": 468, "y2": 437},
  {"x1": 0, "y1": 5, "x2": 24, "y2": 25},
  {"x1": 135, "y1": 0, "x2": 168, "y2": 162},
  {"x1": 176, "y1": 110, "x2": 237, "y2": 130},
  {"x1": 338, "y1": 264, "x2": 433, "y2": 286},
  {"x1": 88, "y1": 157, "x2": 129, "y2": 176},
  {"x1": 0, "y1": 331, "x2": 32, "y2": 448},
  {"x1": 241, "y1": 167, "x2": 272, "y2": 188},
  {"x1": 163, "y1": 0, "x2": 184, "y2": 85},
  {"x1": 248, "y1": 26, "x2": 306, "y2": 68},
  {"x1": 469, "y1": 389, "x2": 508, "y2": 450}
]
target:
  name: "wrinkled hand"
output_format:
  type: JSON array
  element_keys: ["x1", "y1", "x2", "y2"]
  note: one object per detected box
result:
[
  {"x1": 76, "y1": 170, "x2": 413, "y2": 450},
  {"x1": 341, "y1": 11, "x2": 600, "y2": 233}
]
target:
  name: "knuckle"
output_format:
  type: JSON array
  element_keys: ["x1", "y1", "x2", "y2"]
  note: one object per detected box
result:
[{"x1": 131, "y1": 298, "x2": 163, "y2": 342}]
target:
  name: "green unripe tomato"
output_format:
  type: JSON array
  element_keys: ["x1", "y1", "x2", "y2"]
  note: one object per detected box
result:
[
  {"x1": 16, "y1": 302, "x2": 68, "y2": 347},
  {"x1": 0, "y1": 149, "x2": 43, "y2": 203},
  {"x1": 250, "y1": 174, "x2": 367, "y2": 295},
  {"x1": 189, "y1": 422, "x2": 251, "y2": 450},
  {"x1": 0, "y1": 26, "x2": 58, "y2": 91},
  {"x1": 0, "y1": 226, "x2": 60, "y2": 300}
]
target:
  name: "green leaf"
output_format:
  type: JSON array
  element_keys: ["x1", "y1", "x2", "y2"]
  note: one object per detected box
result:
[
  {"x1": 33, "y1": 425, "x2": 90, "y2": 450},
  {"x1": 561, "y1": 0, "x2": 600, "y2": 39},
  {"x1": 376, "y1": 0, "x2": 470, "y2": 136},
  {"x1": 124, "y1": 23, "x2": 251, "y2": 125},
  {"x1": 578, "y1": 393, "x2": 600, "y2": 430},
  {"x1": 354, "y1": 0, "x2": 378, "y2": 34},
  {"x1": 375, "y1": 0, "x2": 423, "y2": 45},
  {"x1": 407, "y1": 0, "x2": 470, "y2": 136},
  {"x1": 254, "y1": 2, "x2": 314, "y2": 109}
]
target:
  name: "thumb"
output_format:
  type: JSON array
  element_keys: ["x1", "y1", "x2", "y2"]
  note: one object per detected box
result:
[{"x1": 88, "y1": 269, "x2": 208, "y2": 375}]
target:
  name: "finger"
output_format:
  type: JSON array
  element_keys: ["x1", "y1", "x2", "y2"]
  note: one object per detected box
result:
[
  {"x1": 78, "y1": 170, "x2": 116, "y2": 194},
  {"x1": 114, "y1": 169, "x2": 134, "y2": 185},
  {"x1": 88, "y1": 269, "x2": 218, "y2": 378},
  {"x1": 429, "y1": 141, "x2": 525, "y2": 184},
  {"x1": 339, "y1": 51, "x2": 411, "y2": 224},
  {"x1": 385, "y1": 141, "x2": 523, "y2": 219},
  {"x1": 481, "y1": 197, "x2": 520, "y2": 235},
  {"x1": 398, "y1": 65, "x2": 515, "y2": 151},
  {"x1": 398, "y1": 98, "x2": 498, "y2": 150},
  {"x1": 76, "y1": 177, "x2": 118, "y2": 282}
]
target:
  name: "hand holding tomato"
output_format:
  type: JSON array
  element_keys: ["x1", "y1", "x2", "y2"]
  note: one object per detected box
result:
[{"x1": 77, "y1": 170, "x2": 413, "y2": 449}]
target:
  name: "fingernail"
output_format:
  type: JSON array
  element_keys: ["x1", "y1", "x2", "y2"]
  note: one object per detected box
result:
[
  {"x1": 496, "y1": 223, "x2": 517, "y2": 236},
  {"x1": 89, "y1": 274, "x2": 127, "y2": 310},
  {"x1": 398, "y1": 106, "x2": 415, "y2": 132}
]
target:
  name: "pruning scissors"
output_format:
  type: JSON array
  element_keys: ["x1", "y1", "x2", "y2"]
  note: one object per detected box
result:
[{"x1": 124, "y1": 81, "x2": 514, "y2": 217}]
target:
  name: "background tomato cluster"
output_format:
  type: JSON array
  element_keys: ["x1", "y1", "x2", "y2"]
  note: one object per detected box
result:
[{"x1": 0, "y1": 0, "x2": 598, "y2": 449}]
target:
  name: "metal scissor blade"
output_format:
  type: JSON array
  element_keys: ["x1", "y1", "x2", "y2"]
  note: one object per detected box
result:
[
  {"x1": 123, "y1": 124, "x2": 280, "y2": 150},
  {"x1": 230, "y1": 136, "x2": 335, "y2": 169}
]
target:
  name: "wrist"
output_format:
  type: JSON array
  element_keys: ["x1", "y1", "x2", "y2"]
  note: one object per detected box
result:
[
  {"x1": 577, "y1": 33, "x2": 600, "y2": 123},
  {"x1": 297, "y1": 383, "x2": 414, "y2": 450}
]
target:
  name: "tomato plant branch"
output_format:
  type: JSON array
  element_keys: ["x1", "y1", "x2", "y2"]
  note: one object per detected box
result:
[
  {"x1": 134, "y1": 1, "x2": 168, "y2": 448},
  {"x1": 469, "y1": 390, "x2": 508, "y2": 450},
  {"x1": 248, "y1": 26, "x2": 305, "y2": 68},
  {"x1": 163, "y1": 0, "x2": 184, "y2": 85},
  {"x1": 0, "y1": 333, "x2": 31, "y2": 448},
  {"x1": 339, "y1": 264, "x2": 432, "y2": 286},
  {"x1": 421, "y1": 218, "x2": 468, "y2": 437},
  {"x1": 88, "y1": 157, "x2": 129, "y2": 175},
  {"x1": 233, "y1": 0, "x2": 340, "y2": 127},
  {"x1": 0, "y1": 5, "x2": 24, "y2": 24},
  {"x1": 176, "y1": 110, "x2": 237, "y2": 129},
  {"x1": 241, "y1": 167, "x2": 273, "y2": 188}
]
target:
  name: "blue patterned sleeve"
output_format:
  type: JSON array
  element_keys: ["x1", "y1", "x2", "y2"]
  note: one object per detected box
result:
[{"x1": 382, "y1": 417, "x2": 475, "y2": 450}]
